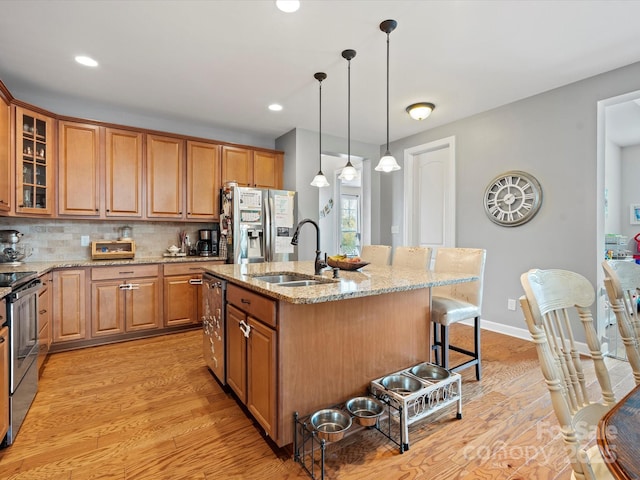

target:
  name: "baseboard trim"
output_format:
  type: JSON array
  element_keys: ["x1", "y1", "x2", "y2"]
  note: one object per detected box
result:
[{"x1": 457, "y1": 317, "x2": 591, "y2": 356}]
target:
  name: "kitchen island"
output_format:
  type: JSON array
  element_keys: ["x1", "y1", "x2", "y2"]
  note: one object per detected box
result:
[{"x1": 202, "y1": 260, "x2": 478, "y2": 447}]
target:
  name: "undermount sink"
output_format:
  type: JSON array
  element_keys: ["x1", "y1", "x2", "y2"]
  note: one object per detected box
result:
[{"x1": 250, "y1": 272, "x2": 335, "y2": 287}]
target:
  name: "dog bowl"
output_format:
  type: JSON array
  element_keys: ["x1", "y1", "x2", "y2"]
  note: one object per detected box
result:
[
  {"x1": 310, "y1": 408, "x2": 352, "y2": 442},
  {"x1": 380, "y1": 374, "x2": 423, "y2": 395},
  {"x1": 410, "y1": 362, "x2": 450, "y2": 381},
  {"x1": 345, "y1": 396, "x2": 385, "y2": 426}
]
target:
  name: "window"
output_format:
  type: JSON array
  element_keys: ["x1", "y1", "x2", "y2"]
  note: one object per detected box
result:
[{"x1": 340, "y1": 194, "x2": 360, "y2": 255}]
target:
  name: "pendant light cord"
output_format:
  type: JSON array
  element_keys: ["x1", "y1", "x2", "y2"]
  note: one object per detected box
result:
[
  {"x1": 347, "y1": 56, "x2": 351, "y2": 166},
  {"x1": 319, "y1": 76, "x2": 322, "y2": 171},
  {"x1": 386, "y1": 30, "x2": 390, "y2": 152}
]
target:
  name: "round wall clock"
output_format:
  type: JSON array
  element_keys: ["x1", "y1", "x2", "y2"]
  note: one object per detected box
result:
[{"x1": 483, "y1": 170, "x2": 542, "y2": 227}]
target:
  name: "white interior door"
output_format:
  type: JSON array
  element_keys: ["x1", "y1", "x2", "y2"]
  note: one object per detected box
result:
[{"x1": 404, "y1": 137, "x2": 456, "y2": 250}]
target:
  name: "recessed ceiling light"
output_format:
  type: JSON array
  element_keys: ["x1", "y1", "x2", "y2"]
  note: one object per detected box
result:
[
  {"x1": 276, "y1": 0, "x2": 300, "y2": 13},
  {"x1": 75, "y1": 55, "x2": 98, "y2": 67},
  {"x1": 268, "y1": 104, "x2": 283, "y2": 112}
]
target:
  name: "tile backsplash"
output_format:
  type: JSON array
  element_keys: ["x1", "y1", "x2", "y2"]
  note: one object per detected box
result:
[{"x1": 1, "y1": 218, "x2": 217, "y2": 262}]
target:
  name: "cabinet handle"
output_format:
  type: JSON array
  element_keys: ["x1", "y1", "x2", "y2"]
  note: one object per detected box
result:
[
  {"x1": 241, "y1": 298, "x2": 251, "y2": 305},
  {"x1": 118, "y1": 283, "x2": 130, "y2": 290},
  {"x1": 19, "y1": 204, "x2": 25, "y2": 208},
  {"x1": 119, "y1": 271, "x2": 135, "y2": 275},
  {"x1": 0, "y1": 337, "x2": 4, "y2": 344},
  {"x1": 106, "y1": 209, "x2": 110, "y2": 212},
  {"x1": 95, "y1": 208, "x2": 99, "y2": 212},
  {"x1": 39, "y1": 309, "x2": 47, "y2": 314},
  {"x1": 129, "y1": 283, "x2": 140, "y2": 290},
  {"x1": 239, "y1": 320, "x2": 251, "y2": 338},
  {"x1": 189, "y1": 279, "x2": 203, "y2": 285},
  {"x1": 0, "y1": 199, "x2": 6, "y2": 204},
  {"x1": 189, "y1": 267, "x2": 201, "y2": 271}
]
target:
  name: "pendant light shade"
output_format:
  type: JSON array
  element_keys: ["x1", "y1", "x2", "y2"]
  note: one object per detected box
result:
[
  {"x1": 339, "y1": 49, "x2": 359, "y2": 182},
  {"x1": 310, "y1": 72, "x2": 330, "y2": 188},
  {"x1": 375, "y1": 19, "x2": 401, "y2": 173}
]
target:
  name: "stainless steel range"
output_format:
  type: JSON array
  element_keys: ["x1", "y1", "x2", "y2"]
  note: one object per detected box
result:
[{"x1": 1, "y1": 271, "x2": 40, "y2": 447}]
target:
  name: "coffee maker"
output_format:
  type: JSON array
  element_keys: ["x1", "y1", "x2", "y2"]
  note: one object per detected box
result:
[{"x1": 196, "y1": 227, "x2": 219, "y2": 257}]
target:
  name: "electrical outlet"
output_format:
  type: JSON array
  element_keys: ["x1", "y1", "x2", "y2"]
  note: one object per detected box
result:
[
  {"x1": 81, "y1": 235, "x2": 90, "y2": 247},
  {"x1": 507, "y1": 298, "x2": 517, "y2": 311}
]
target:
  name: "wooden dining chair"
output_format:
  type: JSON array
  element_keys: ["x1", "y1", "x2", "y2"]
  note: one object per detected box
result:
[
  {"x1": 520, "y1": 268, "x2": 616, "y2": 480},
  {"x1": 602, "y1": 260, "x2": 640, "y2": 385},
  {"x1": 431, "y1": 248, "x2": 486, "y2": 380},
  {"x1": 360, "y1": 245, "x2": 392, "y2": 266},
  {"x1": 392, "y1": 246, "x2": 432, "y2": 270}
]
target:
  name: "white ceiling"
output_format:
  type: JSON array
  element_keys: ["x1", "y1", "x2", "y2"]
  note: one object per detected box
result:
[{"x1": 2, "y1": 0, "x2": 640, "y2": 147}]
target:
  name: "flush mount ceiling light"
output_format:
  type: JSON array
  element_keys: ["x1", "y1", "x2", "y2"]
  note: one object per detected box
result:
[
  {"x1": 375, "y1": 19, "x2": 401, "y2": 173},
  {"x1": 276, "y1": 0, "x2": 300, "y2": 13},
  {"x1": 268, "y1": 103, "x2": 283, "y2": 111},
  {"x1": 338, "y1": 49, "x2": 359, "y2": 183},
  {"x1": 75, "y1": 55, "x2": 98, "y2": 67},
  {"x1": 310, "y1": 72, "x2": 329, "y2": 188},
  {"x1": 406, "y1": 102, "x2": 435, "y2": 120}
]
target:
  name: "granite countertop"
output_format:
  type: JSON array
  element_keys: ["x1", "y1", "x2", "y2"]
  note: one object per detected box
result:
[
  {"x1": 203, "y1": 261, "x2": 478, "y2": 305},
  {"x1": 0, "y1": 255, "x2": 226, "y2": 277},
  {"x1": 0, "y1": 287, "x2": 10, "y2": 299}
]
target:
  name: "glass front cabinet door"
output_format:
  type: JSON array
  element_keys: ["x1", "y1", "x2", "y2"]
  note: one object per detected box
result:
[{"x1": 16, "y1": 106, "x2": 54, "y2": 215}]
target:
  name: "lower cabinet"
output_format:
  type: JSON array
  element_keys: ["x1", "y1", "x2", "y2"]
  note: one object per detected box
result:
[
  {"x1": 163, "y1": 262, "x2": 205, "y2": 327},
  {"x1": 226, "y1": 284, "x2": 277, "y2": 438},
  {"x1": 53, "y1": 268, "x2": 88, "y2": 343},
  {"x1": 37, "y1": 272, "x2": 53, "y2": 374},
  {"x1": 91, "y1": 265, "x2": 162, "y2": 336}
]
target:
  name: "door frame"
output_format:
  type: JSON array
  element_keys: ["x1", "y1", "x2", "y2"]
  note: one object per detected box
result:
[{"x1": 403, "y1": 136, "x2": 456, "y2": 249}]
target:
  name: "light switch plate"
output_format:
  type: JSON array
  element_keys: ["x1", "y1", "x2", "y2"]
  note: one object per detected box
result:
[
  {"x1": 507, "y1": 298, "x2": 517, "y2": 311},
  {"x1": 391, "y1": 225, "x2": 399, "y2": 234},
  {"x1": 81, "y1": 235, "x2": 90, "y2": 246}
]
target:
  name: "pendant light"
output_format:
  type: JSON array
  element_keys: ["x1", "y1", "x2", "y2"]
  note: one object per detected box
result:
[
  {"x1": 310, "y1": 72, "x2": 330, "y2": 188},
  {"x1": 375, "y1": 19, "x2": 401, "y2": 173},
  {"x1": 339, "y1": 49, "x2": 359, "y2": 182}
]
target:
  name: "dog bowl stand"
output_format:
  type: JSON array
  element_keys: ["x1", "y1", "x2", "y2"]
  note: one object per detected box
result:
[
  {"x1": 369, "y1": 364, "x2": 462, "y2": 450},
  {"x1": 293, "y1": 395, "x2": 404, "y2": 480}
]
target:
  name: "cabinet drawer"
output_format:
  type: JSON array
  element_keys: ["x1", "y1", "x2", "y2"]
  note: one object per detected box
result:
[
  {"x1": 91, "y1": 264, "x2": 159, "y2": 281},
  {"x1": 163, "y1": 262, "x2": 207, "y2": 276},
  {"x1": 227, "y1": 284, "x2": 276, "y2": 328}
]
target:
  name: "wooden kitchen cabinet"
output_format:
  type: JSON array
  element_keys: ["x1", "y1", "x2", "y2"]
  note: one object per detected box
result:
[
  {"x1": 253, "y1": 150, "x2": 283, "y2": 189},
  {"x1": 226, "y1": 304, "x2": 247, "y2": 403},
  {"x1": 58, "y1": 121, "x2": 101, "y2": 216},
  {"x1": 163, "y1": 262, "x2": 204, "y2": 327},
  {"x1": 146, "y1": 134, "x2": 184, "y2": 218},
  {"x1": 0, "y1": 92, "x2": 10, "y2": 213},
  {"x1": 186, "y1": 140, "x2": 220, "y2": 220},
  {"x1": 52, "y1": 268, "x2": 88, "y2": 343},
  {"x1": 221, "y1": 146, "x2": 283, "y2": 189},
  {"x1": 15, "y1": 106, "x2": 54, "y2": 215},
  {"x1": 105, "y1": 128, "x2": 143, "y2": 217},
  {"x1": 91, "y1": 264, "x2": 162, "y2": 336},
  {"x1": 225, "y1": 283, "x2": 277, "y2": 438},
  {"x1": 37, "y1": 272, "x2": 53, "y2": 375}
]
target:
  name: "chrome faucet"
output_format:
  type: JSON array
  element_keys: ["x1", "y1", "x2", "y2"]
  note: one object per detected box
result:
[{"x1": 291, "y1": 218, "x2": 327, "y2": 275}]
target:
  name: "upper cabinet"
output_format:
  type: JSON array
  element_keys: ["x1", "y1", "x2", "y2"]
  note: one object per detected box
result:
[
  {"x1": 0, "y1": 94, "x2": 10, "y2": 212},
  {"x1": 146, "y1": 134, "x2": 184, "y2": 219},
  {"x1": 105, "y1": 128, "x2": 143, "y2": 217},
  {"x1": 253, "y1": 150, "x2": 283, "y2": 189},
  {"x1": 58, "y1": 121, "x2": 101, "y2": 216},
  {"x1": 221, "y1": 146, "x2": 282, "y2": 189},
  {"x1": 186, "y1": 140, "x2": 220, "y2": 220},
  {"x1": 15, "y1": 106, "x2": 54, "y2": 215}
]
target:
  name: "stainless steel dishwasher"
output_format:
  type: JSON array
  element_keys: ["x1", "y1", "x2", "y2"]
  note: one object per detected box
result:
[{"x1": 202, "y1": 273, "x2": 226, "y2": 385}]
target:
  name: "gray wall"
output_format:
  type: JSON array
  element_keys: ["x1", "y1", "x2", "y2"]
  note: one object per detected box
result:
[
  {"x1": 382, "y1": 61, "x2": 640, "y2": 334},
  {"x1": 622, "y1": 144, "x2": 640, "y2": 243},
  {"x1": 276, "y1": 128, "x2": 380, "y2": 262}
]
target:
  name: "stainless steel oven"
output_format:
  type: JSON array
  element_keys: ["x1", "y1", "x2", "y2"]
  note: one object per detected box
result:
[{"x1": 1, "y1": 271, "x2": 40, "y2": 447}]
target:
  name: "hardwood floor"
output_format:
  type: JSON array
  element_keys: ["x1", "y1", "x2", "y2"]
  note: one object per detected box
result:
[{"x1": 0, "y1": 326, "x2": 635, "y2": 480}]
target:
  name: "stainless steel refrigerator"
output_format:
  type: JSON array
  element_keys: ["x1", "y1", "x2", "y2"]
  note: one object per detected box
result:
[{"x1": 220, "y1": 186, "x2": 297, "y2": 264}]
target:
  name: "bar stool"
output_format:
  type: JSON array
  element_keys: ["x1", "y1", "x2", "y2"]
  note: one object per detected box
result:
[
  {"x1": 392, "y1": 246, "x2": 432, "y2": 270},
  {"x1": 431, "y1": 248, "x2": 486, "y2": 380},
  {"x1": 360, "y1": 245, "x2": 392, "y2": 266}
]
